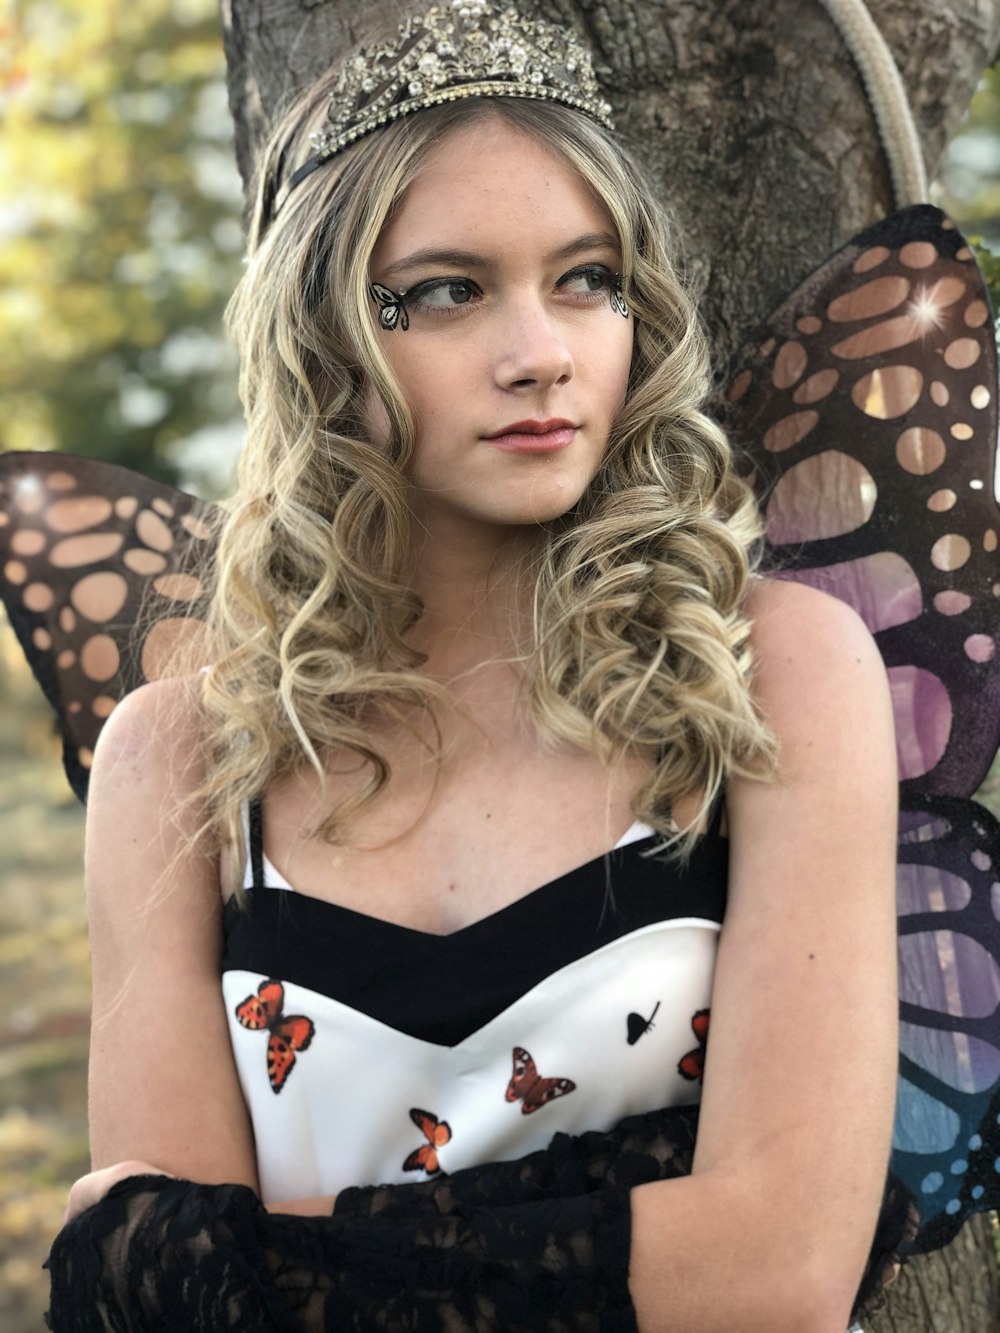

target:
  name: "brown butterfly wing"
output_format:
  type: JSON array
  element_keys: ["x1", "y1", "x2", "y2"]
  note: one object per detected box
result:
[
  {"x1": 403, "y1": 1108, "x2": 450, "y2": 1173},
  {"x1": 506, "y1": 1046, "x2": 536, "y2": 1103},
  {"x1": 0, "y1": 451, "x2": 220, "y2": 802},
  {"x1": 678, "y1": 1008, "x2": 710, "y2": 1082},
  {"x1": 520, "y1": 1076, "x2": 576, "y2": 1115},
  {"x1": 279, "y1": 1014, "x2": 315, "y2": 1052},
  {"x1": 723, "y1": 206, "x2": 1000, "y2": 799},
  {"x1": 266, "y1": 1031, "x2": 298, "y2": 1093},
  {"x1": 409, "y1": 1107, "x2": 451, "y2": 1146},
  {"x1": 234, "y1": 993, "x2": 268, "y2": 1030},
  {"x1": 507, "y1": 1046, "x2": 575, "y2": 1115}
]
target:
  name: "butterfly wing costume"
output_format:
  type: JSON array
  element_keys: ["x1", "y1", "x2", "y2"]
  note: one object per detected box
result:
[
  {"x1": 9, "y1": 208, "x2": 998, "y2": 1327},
  {"x1": 724, "y1": 203, "x2": 1000, "y2": 1253}
]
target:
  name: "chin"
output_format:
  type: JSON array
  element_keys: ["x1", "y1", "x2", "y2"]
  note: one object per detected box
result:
[
  {"x1": 489, "y1": 493, "x2": 589, "y2": 528},
  {"x1": 496, "y1": 472, "x2": 595, "y2": 527}
]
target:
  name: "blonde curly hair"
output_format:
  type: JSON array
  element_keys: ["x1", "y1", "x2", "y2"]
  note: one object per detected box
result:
[{"x1": 189, "y1": 84, "x2": 776, "y2": 898}]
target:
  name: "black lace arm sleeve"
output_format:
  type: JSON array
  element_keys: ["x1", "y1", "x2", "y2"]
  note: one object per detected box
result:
[
  {"x1": 46, "y1": 1178, "x2": 637, "y2": 1333},
  {"x1": 45, "y1": 1105, "x2": 909, "y2": 1330}
]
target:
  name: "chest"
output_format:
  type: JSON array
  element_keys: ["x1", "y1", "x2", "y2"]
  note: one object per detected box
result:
[{"x1": 253, "y1": 739, "x2": 657, "y2": 934}]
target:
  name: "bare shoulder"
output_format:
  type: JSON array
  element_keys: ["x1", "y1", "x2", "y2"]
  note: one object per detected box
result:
[
  {"x1": 88, "y1": 674, "x2": 209, "y2": 810},
  {"x1": 743, "y1": 576, "x2": 892, "y2": 746},
  {"x1": 745, "y1": 575, "x2": 885, "y2": 679},
  {"x1": 86, "y1": 675, "x2": 217, "y2": 919}
]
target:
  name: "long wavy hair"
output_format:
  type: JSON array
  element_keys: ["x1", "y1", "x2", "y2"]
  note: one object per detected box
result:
[{"x1": 191, "y1": 81, "x2": 777, "y2": 898}]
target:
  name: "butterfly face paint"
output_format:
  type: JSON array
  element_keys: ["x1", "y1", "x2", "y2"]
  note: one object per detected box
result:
[
  {"x1": 368, "y1": 282, "x2": 409, "y2": 331},
  {"x1": 367, "y1": 272, "x2": 628, "y2": 331}
]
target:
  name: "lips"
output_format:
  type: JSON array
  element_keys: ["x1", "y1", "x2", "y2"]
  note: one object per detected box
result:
[{"x1": 483, "y1": 418, "x2": 578, "y2": 454}]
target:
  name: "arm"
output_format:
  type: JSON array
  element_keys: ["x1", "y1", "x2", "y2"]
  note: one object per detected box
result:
[
  {"x1": 629, "y1": 579, "x2": 899, "y2": 1332},
  {"x1": 83, "y1": 676, "x2": 259, "y2": 1192}
]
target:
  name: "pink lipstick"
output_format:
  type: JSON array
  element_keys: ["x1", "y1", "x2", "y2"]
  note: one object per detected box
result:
[{"x1": 483, "y1": 418, "x2": 577, "y2": 454}]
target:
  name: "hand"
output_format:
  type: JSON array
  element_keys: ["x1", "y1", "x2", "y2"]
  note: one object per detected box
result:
[{"x1": 64, "y1": 1159, "x2": 173, "y2": 1223}]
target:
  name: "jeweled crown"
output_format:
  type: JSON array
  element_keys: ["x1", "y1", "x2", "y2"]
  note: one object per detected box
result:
[{"x1": 283, "y1": 1, "x2": 613, "y2": 199}]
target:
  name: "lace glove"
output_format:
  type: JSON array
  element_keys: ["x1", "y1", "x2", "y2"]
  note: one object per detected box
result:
[
  {"x1": 46, "y1": 1172, "x2": 636, "y2": 1332},
  {"x1": 45, "y1": 1106, "x2": 702, "y2": 1332}
]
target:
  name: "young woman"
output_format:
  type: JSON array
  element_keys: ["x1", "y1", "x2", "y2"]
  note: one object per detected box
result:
[{"x1": 47, "y1": 4, "x2": 899, "y2": 1329}]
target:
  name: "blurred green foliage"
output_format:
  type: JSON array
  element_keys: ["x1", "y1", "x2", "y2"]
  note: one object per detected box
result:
[
  {"x1": 935, "y1": 64, "x2": 1000, "y2": 322},
  {"x1": 0, "y1": 0, "x2": 244, "y2": 488}
]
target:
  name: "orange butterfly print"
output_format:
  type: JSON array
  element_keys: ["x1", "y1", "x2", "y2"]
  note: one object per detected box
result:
[
  {"x1": 402, "y1": 1108, "x2": 452, "y2": 1175},
  {"x1": 678, "y1": 1008, "x2": 710, "y2": 1082},
  {"x1": 505, "y1": 1046, "x2": 576, "y2": 1116},
  {"x1": 234, "y1": 978, "x2": 315, "y2": 1094}
]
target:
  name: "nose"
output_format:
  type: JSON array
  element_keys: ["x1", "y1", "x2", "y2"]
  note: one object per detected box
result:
[{"x1": 494, "y1": 293, "x2": 574, "y2": 393}]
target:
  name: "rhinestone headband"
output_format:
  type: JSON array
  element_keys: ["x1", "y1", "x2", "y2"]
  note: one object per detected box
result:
[{"x1": 277, "y1": 1, "x2": 614, "y2": 208}]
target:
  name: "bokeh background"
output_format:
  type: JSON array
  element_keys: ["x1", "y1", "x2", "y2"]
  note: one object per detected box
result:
[{"x1": 0, "y1": 2, "x2": 998, "y2": 1329}]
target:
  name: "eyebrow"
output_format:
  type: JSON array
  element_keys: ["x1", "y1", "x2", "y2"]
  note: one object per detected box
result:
[{"x1": 379, "y1": 231, "x2": 620, "y2": 282}]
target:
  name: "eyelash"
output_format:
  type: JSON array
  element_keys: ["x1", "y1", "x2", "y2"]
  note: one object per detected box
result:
[{"x1": 401, "y1": 263, "x2": 618, "y2": 319}]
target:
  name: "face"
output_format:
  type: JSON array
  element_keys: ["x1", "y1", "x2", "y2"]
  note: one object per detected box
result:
[{"x1": 368, "y1": 117, "x2": 634, "y2": 536}]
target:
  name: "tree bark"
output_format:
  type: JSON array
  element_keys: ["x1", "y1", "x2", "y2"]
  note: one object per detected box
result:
[
  {"x1": 220, "y1": 0, "x2": 1000, "y2": 364},
  {"x1": 866, "y1": 1213, "x2": 999, "y2": 1333},
  {"x1": 219, "y1": 1, "x2": 1000, "y2": 1327}
]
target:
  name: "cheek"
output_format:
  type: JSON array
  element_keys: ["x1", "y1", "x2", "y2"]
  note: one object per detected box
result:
[
  {"x1": 363, "y1": 385, "x2": 392, "y2": 447},
  {"x1": 375, "y1": 342, "x2": 455, "y2": 438},
  {"x1": 599, "y1": 324, "x2": 635, "y2": 416}
]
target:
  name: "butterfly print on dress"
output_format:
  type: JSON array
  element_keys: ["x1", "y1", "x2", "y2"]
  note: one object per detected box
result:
[
  {"x1": 234, "y1": 978, "x2": 315, "y2": 1094},
  {"x1": 626, "y1": 1000, "x2": 661, "y2": 1046},
  {"x1": 402, "y1": 1108, "x2": 452, "y2": 1175},
  {"x1": 678, "y1": 1009, "x2": 710, "y2": 1082},
  {"x1": 505, "y1": 1046, "x2": 576, "y2": 1115}
]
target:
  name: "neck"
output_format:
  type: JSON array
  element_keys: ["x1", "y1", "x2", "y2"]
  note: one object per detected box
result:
[{"x1": 404, "y1": 515, "x2": 541, "y2": 682}]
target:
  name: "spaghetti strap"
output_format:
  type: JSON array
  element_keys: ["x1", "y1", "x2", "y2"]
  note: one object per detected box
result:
[{"x1": 247, "y1": 795, "x2": 267, "y2": 891}]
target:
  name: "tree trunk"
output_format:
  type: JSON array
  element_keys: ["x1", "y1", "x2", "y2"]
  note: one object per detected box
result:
[
  {"x1": 220, "y1": 0, "x2": 1000, "y2": 364},
  {"x1": 867, "y1": 1213, "x2": 999, "y2": 1333},
  {"x1": 219, "y1": 2, "x2": 1000, "y2": 1327}
]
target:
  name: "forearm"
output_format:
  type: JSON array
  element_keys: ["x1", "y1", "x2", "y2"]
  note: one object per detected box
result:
[
  {"x1": 630, "y1": 1173, "x2": 848, "y2": 1333},
  {"x1": 47, "y1": 1106, "x2": 696, "y2": 1331}
]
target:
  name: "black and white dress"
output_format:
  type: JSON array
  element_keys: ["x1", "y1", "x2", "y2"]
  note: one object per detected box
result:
[{"x1": 223, "y1": 798, "x2": 727, "y2": 1202}]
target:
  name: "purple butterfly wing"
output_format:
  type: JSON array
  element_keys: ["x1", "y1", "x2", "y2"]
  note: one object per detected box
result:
[
  {"x1": 727, "y1": 205, "x2": 999, "y2": 797},
  {"x1": 0, "y1": 451, "x2": 219, "y2": 801},
  {"x1": 725, "y1": 205, "x2": 1000, "y2": 1251}
]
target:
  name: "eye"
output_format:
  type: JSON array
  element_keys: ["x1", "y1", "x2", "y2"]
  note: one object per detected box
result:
[
  {"x1": 559, "y1": 264, "x2": 615, "y2": 298},
  {"x1": 405, "y1": 278, "x2": 482, "y2": 313}
]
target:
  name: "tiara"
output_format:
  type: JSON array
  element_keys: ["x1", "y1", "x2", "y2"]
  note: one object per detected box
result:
[{"x1": 280, "y1": 1, "x2": 614, "y2": 203}]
